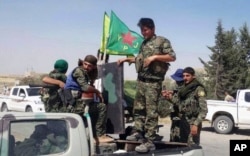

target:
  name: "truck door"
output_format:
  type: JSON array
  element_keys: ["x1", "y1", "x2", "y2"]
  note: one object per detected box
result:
[
  {"x1": 12, "y1": 88, "x2": 26, "y2": 111},
  {"x1": 237, "y1": 90, "x2": 250, "y2": 124},
  {"x1": 8, "y1": 87, "x2": 20, "y2": 111}
]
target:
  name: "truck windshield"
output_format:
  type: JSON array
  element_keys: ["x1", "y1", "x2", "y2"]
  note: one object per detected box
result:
[{"x1": 26, "y1": 88, "x2": 41, "y2": 96}]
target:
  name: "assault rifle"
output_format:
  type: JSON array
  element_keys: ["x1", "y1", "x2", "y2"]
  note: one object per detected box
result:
[{"x1": 29, "y1": 84, "x2": 59, "y2": 89}]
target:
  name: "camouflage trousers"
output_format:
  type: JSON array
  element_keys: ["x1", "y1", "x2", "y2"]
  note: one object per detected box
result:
[
  {"x1": 133, "y1": 80, "x2": 162, "y2": 141},
  {"x1": 170, "y1": 116, "x2": 202, "y2": 145},
  {"x1": 89, "y1": 102, "x2": 107, "y2": 137},
  {"x1": 71, "y1": 99, "x2": 107, "y2": 137}
]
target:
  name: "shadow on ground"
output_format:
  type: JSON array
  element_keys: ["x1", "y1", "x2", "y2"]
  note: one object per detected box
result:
[{"x1": 202, "y1": 126, "x2": 250, "y2": 136}]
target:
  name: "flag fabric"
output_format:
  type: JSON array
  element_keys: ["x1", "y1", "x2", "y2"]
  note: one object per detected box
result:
[
  {"x1": 100, "y1": 12, "x2": 111, "y2": 53},
  {"x1": 106, "y1": 11, "x2": 143, "y2": 55}
]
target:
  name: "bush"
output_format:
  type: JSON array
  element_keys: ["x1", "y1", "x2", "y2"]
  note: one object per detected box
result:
[{"x1": 123, "y1": 80, "x2": 136, "y2": 107}]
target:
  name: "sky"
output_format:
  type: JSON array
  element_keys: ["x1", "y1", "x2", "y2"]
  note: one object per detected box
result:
[{"x1": 0, "y1": 0, "x2": 249, "y2": 80}]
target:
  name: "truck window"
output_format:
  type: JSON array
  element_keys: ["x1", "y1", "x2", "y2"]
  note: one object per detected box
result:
[
  {"x1": 9, "y1": 120, "x2": 68, "y2": 155},
  {"x1": 26, "y1": 88, "x2": 41, "y2": 96},
  {"x1": 19, "y1": 89, "x2": 25, "y2": 97},
  {"x1": 245, "y1": 92, "x2": 250, "y2": 102},
  {"x1": 12, "y1": 88, "x2": 18, "y2": 96}
]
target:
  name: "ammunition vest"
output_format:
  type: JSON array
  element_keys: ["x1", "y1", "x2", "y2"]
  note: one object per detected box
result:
[
  {"x1": 64, "y1": 68, "x2": 82, "y2": 91},
  {"x1": 179, "y1": 91, "x2": 200, "y2": 118},
  {"x1": 135, "y1": 36, "x2": 170, "y2": 80}
]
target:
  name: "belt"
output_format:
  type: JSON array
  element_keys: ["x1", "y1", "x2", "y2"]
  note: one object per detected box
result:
[{"x1": 137, "y1": 76, "x2": 160, "y2": 83}]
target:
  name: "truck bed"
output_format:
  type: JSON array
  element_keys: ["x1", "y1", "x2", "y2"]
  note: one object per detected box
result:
[
  {"x1": 95, "y1": 140, "x2": 203, "y2": 156},
  {"x1": 206, "y1": 99, "x2": 236, "y2": 106}
]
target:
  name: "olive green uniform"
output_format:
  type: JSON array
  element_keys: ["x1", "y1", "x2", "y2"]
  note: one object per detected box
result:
[
  {"x1": 134, "y1": 35, "x2": 176, "y2": 141},
  {"x1": 67, "y1": 67, "x2": 107, "y2": 138},
  {"x1": 41, "y1": 70, "x2": 67, "y2": 112},
  {"x1": 177, "y1": 79, "x2": 207, "y2": 145}
]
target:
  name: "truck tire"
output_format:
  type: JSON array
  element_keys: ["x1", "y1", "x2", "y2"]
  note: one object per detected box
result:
[
  {"x1": 25, "y1": 106, "x2": 33, "y2": 112},
  {"x1": 1, "y1": 103, "x2": 9, "y2": 112},
  {"x1": 213, "y1": 115, "x2": 234, "y2": 134}
]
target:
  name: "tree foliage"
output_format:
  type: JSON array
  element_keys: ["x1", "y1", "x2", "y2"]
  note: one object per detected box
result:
[{"x1": 200, "y1": 21, "x2": 250, "y2": 99}]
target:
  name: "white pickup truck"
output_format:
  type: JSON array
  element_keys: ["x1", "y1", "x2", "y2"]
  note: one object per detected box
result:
[
  {"x1": 205, "y1": 89, "x2": 250, "y2": 134},
  {"x1": 0, "y1": 85, "x2": 45, "y2": 112},
  {"x1": 0, "y1": 112, "x2": 204, "y2": 156}
]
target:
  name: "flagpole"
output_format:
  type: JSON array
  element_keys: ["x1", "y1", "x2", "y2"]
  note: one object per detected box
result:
[{"x1": 103, "y1": 36, "x2": 109, "y2": 64}]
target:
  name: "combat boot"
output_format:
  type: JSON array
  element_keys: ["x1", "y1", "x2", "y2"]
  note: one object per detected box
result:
[
  {"x1": 135, "y1": 141, "x2": 156, "y2": 153},
  {"x1": 126, "y1": 132, "x2": 144, "y2": 142},
  {"x1": 97, "y1": 135, "x2": 114, "y2": 143}
]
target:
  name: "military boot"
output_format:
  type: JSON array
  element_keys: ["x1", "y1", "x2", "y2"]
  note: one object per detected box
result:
[
  {"x1": 135, "y1": 141, "x2": 156, "y2": 153},
  {"x1": 97, "y1": 135, "x2": 114, "y2": 143},
  {"x1": 126, "y1": 132, "x2": 144, "y2": 142}
]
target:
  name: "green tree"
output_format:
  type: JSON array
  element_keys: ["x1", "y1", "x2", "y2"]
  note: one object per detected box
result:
[
  {"x1": 200, "y1": 21, "x2": 226, "y2": 99},
  {"x1": 19, "y1": 74, "x2": 45, "y2": 85},
  {"x1": 238, "y1": 23, "x2": 250, "y2": 89},
  {"x1": 200, "y1": 21, "x2": 250, "y2": 99}
]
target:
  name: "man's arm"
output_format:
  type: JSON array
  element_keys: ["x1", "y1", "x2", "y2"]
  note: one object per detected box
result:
[
  {"x1": 194, "y1": 86, "x2": 208, "y2": 126},
  {"x1": 143, "y1": 54, "x2": 176, "y2": 67},
  {"x1": 117, "y1": 57, "x2": 136, "y2": 65},
  {"x1": 42, "y1": 76, "x2": 65, "y2": 88}
]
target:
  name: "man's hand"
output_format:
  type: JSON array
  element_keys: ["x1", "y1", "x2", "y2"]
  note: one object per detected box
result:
[
  {"x1": 143, "y1": 56, "x2": 155, "y2": 67},
  {"x1": 191, "y1": 125, "x2": 198, "y2": 136},
  {"x1": 161, "y1": 90, "x2": 173, "y2": 100},
  {"x1": 117, "y1": 58, "x2": 127, "y2": 65},
  {"x1": 58, "y1": 81, "x2": 65, "y2": 88}
]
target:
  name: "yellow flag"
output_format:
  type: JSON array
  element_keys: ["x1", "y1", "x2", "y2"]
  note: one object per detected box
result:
[{"x1": 100, "y1": 12, "x2": 110, "y2": 53}]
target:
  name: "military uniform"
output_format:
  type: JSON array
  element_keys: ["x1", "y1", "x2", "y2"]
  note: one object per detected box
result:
[
  {"x1": 177, "y1": 79, "x2": 207, "y2": 145},
  {"x1": 169, "y1": 83, "x2": 184, "y2": 142},
  {"x1": 133, "y1": 35, "x2": 176, "y2": 142},
  {"x1": 64, "y1": 67, "x2": 107, "y2": 138},
  {"x1": 41, "y1": 70, "x2": 67, "y2": 112}
]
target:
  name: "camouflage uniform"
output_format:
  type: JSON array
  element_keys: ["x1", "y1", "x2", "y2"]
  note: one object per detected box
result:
[
  {"x1": 41, "y1": 70, "x2": 67, "y2": 112},
  {"x1": 177, "y1": 79, "x2": 207, "y2": 145},
  {"x1": 64, "y1": 67, "x2": 107, "y2": 138},
  {"x1": 133, "y1": 35, "x2": 176, "y2": 141},
  {"x1": 169, "y1": 83, "x2": 183, "y2": 142}
]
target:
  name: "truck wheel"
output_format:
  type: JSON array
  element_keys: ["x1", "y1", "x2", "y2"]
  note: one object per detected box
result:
[
  {"x1": 1, "y1": 104, "x2": 9, "y2": 112},
  {"x1": 26, "y1": 106, "x2": 33, "y2": 112},
  {"x1": 213, "y1": 115, "x2": 234, "y2": 134}
]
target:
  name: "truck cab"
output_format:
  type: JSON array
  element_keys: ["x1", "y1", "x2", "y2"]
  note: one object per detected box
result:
[
  {"x1": 0, "y1": 112, "x2": 204, "y2": 156},
  {"x1": 205, "y1": 89, "x2": 250, "y2": 134},
  {"x1": 0, "y1": 85, "x2": 45, "y2": 112}
]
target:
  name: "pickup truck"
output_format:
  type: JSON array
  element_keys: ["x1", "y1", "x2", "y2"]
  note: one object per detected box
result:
[
  {"x1": 0, "y1": 85, "x2": 45, "y2": 112},
  {"x1": 205, "y1": 89, "x2": 250, "y2": 134},
  {"x1": 0, "y1": 112, "x2": 204, "y2": 156}
]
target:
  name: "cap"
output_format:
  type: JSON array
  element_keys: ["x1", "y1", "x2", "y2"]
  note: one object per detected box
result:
[
  {"x1": 83, "y1": 55, "x2": 97, "y2": 66},
  {"x1": 171, "y1": 68, "x2": 184, "y2": 82},
  {"x1": 54, "y1": 59, "x2": 68, "y2": 73}
]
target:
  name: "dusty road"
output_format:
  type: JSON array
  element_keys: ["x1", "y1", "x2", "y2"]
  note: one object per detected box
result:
[{"x1": 157, "y1": 121, "x2": 250, "y2": 156}]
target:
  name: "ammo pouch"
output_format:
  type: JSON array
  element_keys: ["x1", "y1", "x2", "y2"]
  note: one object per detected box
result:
[
  {"x1": 148, "y1": 62, "x2": 169, "y2": 78},
  {"x1": 59, "y1": 89, "x2": 81, "y2": 106},
  {"x1": 135, "y1": 54, "x2": 143, "y2": 73},
  {"x1": 181, "y1": 98, "x2": 199, "y2": 117}
]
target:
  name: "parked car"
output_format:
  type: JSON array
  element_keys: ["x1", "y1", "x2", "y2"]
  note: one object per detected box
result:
[
  {"x1": 0, "y1": 85, "x2": 45, "y2": 112},
  {"x1": 205, "y1": 89, "x2": 250, "y2": 134}
]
